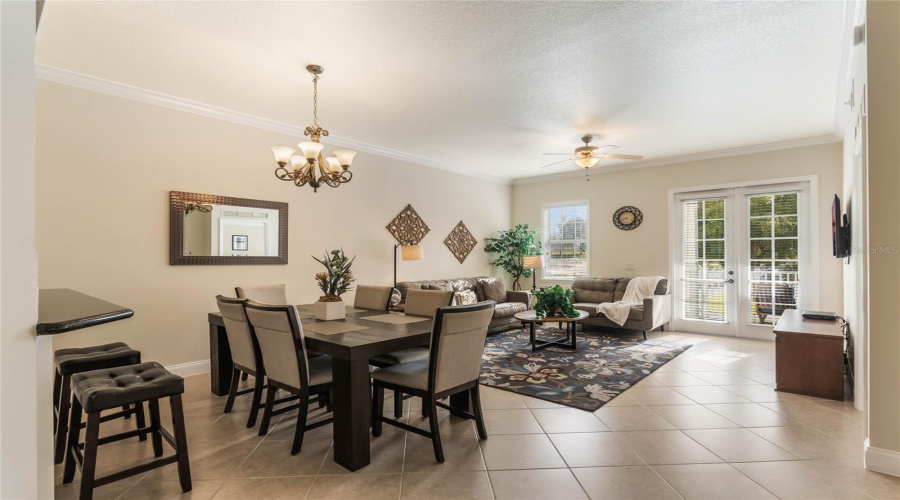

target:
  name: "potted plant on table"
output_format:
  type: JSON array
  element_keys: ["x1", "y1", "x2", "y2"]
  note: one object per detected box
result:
[
  {"x1": 313, "y1": 249, "x2": 356, "y2": 320},
  {"x1": 533, "y1": 284, "x2": 578, "y2": 319}
]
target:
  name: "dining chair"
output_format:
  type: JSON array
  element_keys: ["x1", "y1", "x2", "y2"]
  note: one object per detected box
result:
[
  {"x1": 235, "y1": 284, "x2": 287, "y2": 304},
  {"x1": 243, "y1": 301, "x2": 334, "y2": 455},
  {"x1": 370, "y1": 288, "x2": 455, "y2": 417},
  {"x1": 404, "y1": 289, "x2": 455, "y2": 317},
  {"x1": 353, "y1": 285, "x2": 395, "y2": 311},
  {"x1": 371, "y1": 301, "x2": 494, "y2": 462},
  {"x1": 234, "y1": 285, "x2": 290, "y2": 379},
  {"x1": 215, "y1": 296, "x2": 266, "y2": 428}
]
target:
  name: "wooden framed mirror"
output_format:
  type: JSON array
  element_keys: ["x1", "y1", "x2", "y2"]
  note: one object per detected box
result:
[{"x1": 169, "y1": 191, "x2": 288, "y2": 265}]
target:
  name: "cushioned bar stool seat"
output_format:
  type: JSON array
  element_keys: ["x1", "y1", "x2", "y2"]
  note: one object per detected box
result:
[
  {"x1": 53, "y1": 342, "x2": 145, "y2": 465},
  {"x1": 63, "y1": 362, "x2": 192, "y2": 500},
  {"x1": 72, "y1": 363, "x2": 184, "y2": 413},
  {"x1": 55, "y1": 342, "x2": 141, "y2": 375}
]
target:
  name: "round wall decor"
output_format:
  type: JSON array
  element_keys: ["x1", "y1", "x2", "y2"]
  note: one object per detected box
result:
[{"x1": 613, "y1": 206, "x2": 643, "y2": 230}]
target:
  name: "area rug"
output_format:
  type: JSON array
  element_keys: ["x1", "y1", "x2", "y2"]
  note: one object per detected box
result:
[{"x1": 479, "y1": 327, "x2": 689, "y2": 411}]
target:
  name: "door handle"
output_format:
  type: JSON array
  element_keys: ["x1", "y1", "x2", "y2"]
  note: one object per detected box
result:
[{"x1": 726, "y1": 279, "x2": 734, "y2": 284}]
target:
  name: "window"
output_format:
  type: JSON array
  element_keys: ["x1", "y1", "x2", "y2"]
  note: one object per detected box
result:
[
  {"x1": 748, "y1": 192, "x2": 800, "y2": 325},
  {"x1": 681, "y1": 198, "x2": 727, "y2": 322},
  {"x1": 542, "y1": 201, "x2": 589, "y2": 279}
]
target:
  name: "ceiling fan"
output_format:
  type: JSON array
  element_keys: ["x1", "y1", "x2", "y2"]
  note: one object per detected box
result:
[{"x1": 541, "y1": 135, "x2": 644, "y2": 170}]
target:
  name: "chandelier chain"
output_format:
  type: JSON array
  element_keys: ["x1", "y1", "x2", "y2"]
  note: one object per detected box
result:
[{"x1": 312, "y1": 73, "x2": 319, "y2": 127}]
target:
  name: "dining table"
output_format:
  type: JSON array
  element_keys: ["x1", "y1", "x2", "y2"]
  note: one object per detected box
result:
[{"x1": 207, "y1": 304, "x2": 473, "y2": 471}]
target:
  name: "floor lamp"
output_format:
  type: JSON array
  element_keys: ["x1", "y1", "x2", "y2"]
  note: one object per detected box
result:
[
  {"x1": 394, "y1": 243, "x2": 424, "y2": 288},
  {"x1": 523, "y1": 255, "x2": 543, "y2": 291}
]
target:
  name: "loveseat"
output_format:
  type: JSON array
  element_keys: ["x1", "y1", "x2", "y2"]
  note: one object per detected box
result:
[
  {"x1": 395, "y1": 277, "x2": 530, "y2": 331},
  {"x1": 572, "y1": 277, "x2": 671, "y2": 339}
]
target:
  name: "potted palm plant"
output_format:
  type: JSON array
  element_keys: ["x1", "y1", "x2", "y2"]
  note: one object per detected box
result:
[{"x1": 313, "y1": 249, "x2": 355, "y2": 320}]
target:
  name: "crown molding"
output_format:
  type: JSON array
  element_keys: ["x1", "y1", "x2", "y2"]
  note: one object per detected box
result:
[
  {"x1": 35, "y1": 64, "x2": 511, "y2": 185},
  {"x1": 511, "y1": 134, "x2": 841, "y2": 186}
]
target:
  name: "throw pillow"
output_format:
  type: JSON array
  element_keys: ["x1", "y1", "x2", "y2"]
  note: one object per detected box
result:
[
  {"x1": 389, "y1": 289, "x2": 402, "y2": 306},
  {"x1": 454, "y1": 289, "x2": 477, "y2": 306},
  {"x1": 477, "y1": 277, "x2": 507, "y2": 303}
]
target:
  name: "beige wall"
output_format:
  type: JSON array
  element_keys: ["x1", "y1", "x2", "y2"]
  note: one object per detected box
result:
[
  {"x1": 512, "y1": 143, "x2": 844, "y2": 315},
  {"x1": 864, "y1": 0, "x2": 900, "y2": 466},
  {"x1": 1, "y1": 1, "x2": 54, "y2": 496},
  {"x1": 36, "y1": 81, "x2": 511, "y2": 367}
]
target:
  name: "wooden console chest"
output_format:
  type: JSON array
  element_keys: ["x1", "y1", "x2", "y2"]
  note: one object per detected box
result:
[{"x1": 773, "y1": 310, "x2": 844, "y2": 400}]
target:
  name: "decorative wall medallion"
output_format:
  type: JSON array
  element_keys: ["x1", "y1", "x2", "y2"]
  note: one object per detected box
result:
[
  {"x1": 444, "y1": 221, "x2": 478, "y2": 264},
  {"x1": 386, "y1": 204, "x2": 430, "y2": 245}
]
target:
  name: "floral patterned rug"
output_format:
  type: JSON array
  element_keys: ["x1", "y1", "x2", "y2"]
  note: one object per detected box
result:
[{"x1": 479, "y1": 327, "x2": 689, "y2": 411}]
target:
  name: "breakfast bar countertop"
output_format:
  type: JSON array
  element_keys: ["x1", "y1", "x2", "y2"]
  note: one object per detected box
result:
[{"x1": 36, "y1": 288, "x2": 134, "y2": 336}]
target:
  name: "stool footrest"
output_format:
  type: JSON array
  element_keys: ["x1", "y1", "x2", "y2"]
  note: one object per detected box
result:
[
  {"x1": 78, "y1": 407, "x2": 137, "y2": 429},
  {"x1": 93, "y1": 456, "x2": 179, "y2": 488}
]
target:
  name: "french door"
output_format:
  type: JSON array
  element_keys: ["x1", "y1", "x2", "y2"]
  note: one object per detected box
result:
[{"x1": 672, "y1": 182, "x2": 813, "y2": 339}]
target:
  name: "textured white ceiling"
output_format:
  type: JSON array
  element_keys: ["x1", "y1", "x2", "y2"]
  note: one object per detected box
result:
[{"x1": 36, "y1": 1, "x2": 844, "y2": 180}]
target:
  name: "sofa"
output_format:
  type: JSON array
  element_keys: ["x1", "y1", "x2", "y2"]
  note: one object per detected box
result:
[
  {"x1": 395, "y1": 277, "x2": 531, "y2": 331},
  {"x1": 571, "y1": 277, "x2": 671, "y2": 339}
]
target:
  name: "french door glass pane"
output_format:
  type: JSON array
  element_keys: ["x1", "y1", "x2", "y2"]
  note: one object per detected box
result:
[
  {"x1": 682, "y1": 198, "x2": 727, "y2": 322},
  {"x1": 748, "y1": 192, "x2": 800, "y2": 325}
]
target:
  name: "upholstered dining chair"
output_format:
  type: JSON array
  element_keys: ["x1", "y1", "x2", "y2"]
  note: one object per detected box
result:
[
  {"x1": 353, "y1": 285, "x2": 395, "y2": 311},
  {"x1": 236, "y1": 284, "x2": 287, "y2": 304},
  {"x1": 369, "y1": 288, "x2": 455, "y2": 417},
  {"x1": 371, "y1": 301, "x2": 494, "y2": 462},
  {"x1": 215, "y1": 295, "x2": 266, "y2": 428},
  {"x1": 404, "y1": 289, "x2": 455, "y2": 317},
  {"x1": 243, "y1": 301, "x2": 334, "y2": 455}
]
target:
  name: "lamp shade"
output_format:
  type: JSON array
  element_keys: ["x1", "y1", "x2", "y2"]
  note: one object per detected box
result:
[
  {"x1": 333, "y1": 150, "x2": 357, "y2": 167},
  {"x1": 289, "y1": 154, "x2": 307, "y2": 171},
  {"x1": 401, "y1": 244, "x2": 424, "y2": 261},
  {"x1": 523, "y1": 255, "x2": 544, "y2": 269},
  {"x1": 298, "y1": 141, "x2": 325, "y2": 161},
  {"x1": 271, "y1": 146, "x2": 296, "y2": 165},
  {"x1": 574, "y1": 156, "x2": 600, "y2": 168},
  {"x1": 324, "y1": 157, "x2": 342, "y2": 173}
]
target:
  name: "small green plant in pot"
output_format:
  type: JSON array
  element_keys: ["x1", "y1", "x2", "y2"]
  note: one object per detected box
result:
[
  {"x1": 312, "y1": 249, "x2": 356, "y2": 320},
  {"x1": 532, "y1": 284, "x2": 578, "y2": 319}
]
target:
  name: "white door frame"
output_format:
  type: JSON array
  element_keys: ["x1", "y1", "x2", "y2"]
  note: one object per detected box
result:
[{"x1": 668, "y1": 176, "x2": 820, "y2": 338}]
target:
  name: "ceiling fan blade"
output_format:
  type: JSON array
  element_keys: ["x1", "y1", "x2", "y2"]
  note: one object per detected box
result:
[
  {"x1": 595, "y1": 145, "x2": 620, "y2": 151},
  {"x1": 600, "y1": 153, "x2": 644, "y2": 161},
  {"x1": 542, "y1": 153, "x2": 575, "y2": 156},
  {"x1": 540, "y1": 158, "x2": 575, "y2": 169}
]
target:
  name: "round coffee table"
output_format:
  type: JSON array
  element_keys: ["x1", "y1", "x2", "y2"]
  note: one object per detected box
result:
[{"x1": 513, "y1": 310, "x2": 589, "y2": 351}]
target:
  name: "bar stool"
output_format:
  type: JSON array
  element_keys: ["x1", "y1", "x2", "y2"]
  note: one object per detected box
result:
[
  {"x1": 62, "y1": 362, "x2": 192, "y2": 500},
  {"x1": 53, "y1": 342, "x2": 143, "y2": 464}
]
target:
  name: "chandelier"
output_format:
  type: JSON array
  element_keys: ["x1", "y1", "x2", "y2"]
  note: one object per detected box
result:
[{"x1": 270, "y1": 65, "x2": 357, "y2": 192}]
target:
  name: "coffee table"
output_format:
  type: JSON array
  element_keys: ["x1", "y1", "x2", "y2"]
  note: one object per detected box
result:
[{"x1": 513, "y1": 310, "x2": 590, "y2": 351}]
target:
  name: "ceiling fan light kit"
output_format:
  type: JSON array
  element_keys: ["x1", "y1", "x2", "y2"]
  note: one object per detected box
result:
[
  {"x1": 540, "y1": 135, "x2": 644, "y2": 178},
  {"x1": 270, "y1": 64, "x2": 357, "y2": 192}
]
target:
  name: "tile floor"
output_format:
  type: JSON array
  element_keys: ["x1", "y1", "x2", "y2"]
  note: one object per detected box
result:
[{"x1": 54, "y1": 331, "x2": 900, "y2": 499}]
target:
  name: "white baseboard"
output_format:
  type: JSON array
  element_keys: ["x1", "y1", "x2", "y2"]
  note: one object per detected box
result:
[
  {"x1": 866, "y1": 444, "x2": 900, "y2": 477},
  {"x1": 165, "y1": 359, "x2": 210, "y2": 378}
]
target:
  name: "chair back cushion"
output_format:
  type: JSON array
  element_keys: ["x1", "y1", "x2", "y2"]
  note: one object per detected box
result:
[
  {"x1": 354, "y1": 285, "x2": 394, "y2": 311},
  {"x1": 405, "y1": 289, "x2": 454, "y2": 318},
  {"x1": 216, "y1": 296, "x2": 258, "y2": 372},
  {"x1": 430, "y1": 302, "x2": 495, "y2": 393},
  {"x1": 475, "y1": 277, "x2": 507, "y2": 303},
  {"x1": 235, "y1": 284, "x2": 287, "y2": 304},
  {"x1": 244, "y1": 303, "x2": 306, "y2": 390}
]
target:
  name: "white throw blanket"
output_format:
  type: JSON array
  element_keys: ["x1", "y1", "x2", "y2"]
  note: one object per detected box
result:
[{"x1": 596, "y1": 276, "x2": 664, "y2": 326}]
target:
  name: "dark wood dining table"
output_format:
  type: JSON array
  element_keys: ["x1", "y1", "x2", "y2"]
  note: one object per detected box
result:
[{"x1": 207, "y1": 304, "x2": 472, "y2": 471}]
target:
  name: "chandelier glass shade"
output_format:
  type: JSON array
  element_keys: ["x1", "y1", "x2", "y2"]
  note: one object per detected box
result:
[{"x1": 271, "y1": 65, "x2": 356, "y2": 192}]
